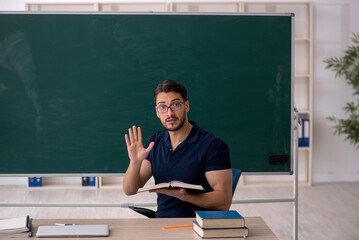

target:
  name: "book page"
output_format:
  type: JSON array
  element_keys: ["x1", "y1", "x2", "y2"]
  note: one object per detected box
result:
[
  {"x1": 137, "y1": 182, "x2": 170, "y2": 193},
  {"x1": 169, "y1": 181, "x2": 204, "y2": 190},
  {"x1": 137, "y1": 180, "x2": 204, "y2": 193}
]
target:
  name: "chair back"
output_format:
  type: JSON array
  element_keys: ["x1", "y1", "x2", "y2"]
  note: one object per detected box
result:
[{"x1": 231, "y1": 168, "x2": 242, "y2": 196}]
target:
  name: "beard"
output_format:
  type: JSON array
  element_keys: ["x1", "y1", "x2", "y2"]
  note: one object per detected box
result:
[{"x1": 161, "y1": 111, "x2": 187, "y2": 132}]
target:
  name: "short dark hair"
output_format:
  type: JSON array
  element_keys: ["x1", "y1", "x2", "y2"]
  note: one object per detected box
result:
[{"x1": 154, "y1": 80, "x2": 188, "y2": 103}]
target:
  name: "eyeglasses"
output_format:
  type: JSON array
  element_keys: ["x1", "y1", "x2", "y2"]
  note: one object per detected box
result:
[{"x1": 156, "y1": 102, "x2": 185, "y2": 113}]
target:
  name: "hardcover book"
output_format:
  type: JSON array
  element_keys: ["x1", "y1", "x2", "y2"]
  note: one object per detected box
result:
[
  {"x1": 193, "y1": 221, "x2": 249, "y2": 238},
  {"x1": 195, "y1": 210, "x2": 245, "y2": 228}
]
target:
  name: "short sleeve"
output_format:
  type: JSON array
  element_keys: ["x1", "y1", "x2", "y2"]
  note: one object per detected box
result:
[{"x1": 204, "y1": 139, "x2": 231, "y2": 172}]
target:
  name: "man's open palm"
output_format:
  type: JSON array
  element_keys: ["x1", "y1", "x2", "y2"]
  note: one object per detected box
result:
[{"x1": 125, "y1": 126, "x2": 154, "y2": 164}]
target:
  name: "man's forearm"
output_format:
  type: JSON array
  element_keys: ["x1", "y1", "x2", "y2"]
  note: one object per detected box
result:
[
  {"x1": 153, "y1": 188, "x2": 232, "y2": 210},
  {"x1": 184, "y1": 190, "x2": 232, "y2": 210},
  {"x1": 123, "y1": 162, "x2": 142, "y2": 195}
]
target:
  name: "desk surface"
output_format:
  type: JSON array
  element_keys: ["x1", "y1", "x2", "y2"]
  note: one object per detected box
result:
[{"x1": 29, "y1": 217, "x2": 278, "y2": 240}]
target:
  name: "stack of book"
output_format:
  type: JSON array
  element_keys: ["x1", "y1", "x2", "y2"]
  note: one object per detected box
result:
[
  {"x1": 193, "y1": 210, "x2": 248, "y2": 238},
  {"x1": 0, "y1": 216, "x2": 33, "y2": 238}
]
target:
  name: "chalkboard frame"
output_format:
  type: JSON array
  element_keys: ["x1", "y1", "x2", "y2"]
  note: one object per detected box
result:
[{"x1": 0, "y1": 12, "x2": 294, "y2": 176}]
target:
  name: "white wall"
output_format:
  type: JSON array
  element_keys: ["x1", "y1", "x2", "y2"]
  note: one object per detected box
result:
[
  {"x1": 313, "y1": 0, "x2": 359, "y2": 182},
  {"x1": 0, "y1": 0, "x2": 358, "y2": 184}
]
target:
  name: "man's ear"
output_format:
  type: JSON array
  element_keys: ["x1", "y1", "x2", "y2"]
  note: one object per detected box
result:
[{"x1": 185, "y1": 101, "x2": 190, "y2": 113}]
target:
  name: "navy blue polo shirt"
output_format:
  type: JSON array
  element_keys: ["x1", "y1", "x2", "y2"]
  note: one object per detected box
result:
[{"x1": 144, "y1": 121, "x2": 231, "y2": 218}]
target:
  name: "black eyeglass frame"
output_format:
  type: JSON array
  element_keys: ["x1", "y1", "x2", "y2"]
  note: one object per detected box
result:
[{"x1": 156, "y1": 102, "x2": 185, "y2": 113}]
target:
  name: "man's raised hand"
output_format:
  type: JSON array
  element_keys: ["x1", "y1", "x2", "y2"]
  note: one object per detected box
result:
[{"x1": 124, "y1": 126, "x2": 154, "y2": 165}]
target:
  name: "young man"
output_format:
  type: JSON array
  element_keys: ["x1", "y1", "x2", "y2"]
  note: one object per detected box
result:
[{"x1": 123, "y1": 80, "x2": 232, "y2": 218}]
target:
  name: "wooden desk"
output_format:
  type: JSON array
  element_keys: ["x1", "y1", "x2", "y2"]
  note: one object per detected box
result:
[{"x1": 29, "y1": 217, "x2": 278, "y2": 240}]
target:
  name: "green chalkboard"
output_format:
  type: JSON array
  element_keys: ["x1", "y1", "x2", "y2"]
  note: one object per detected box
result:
[{"x1": 0, "y1": 12, "x2": 293, "y2": 175}]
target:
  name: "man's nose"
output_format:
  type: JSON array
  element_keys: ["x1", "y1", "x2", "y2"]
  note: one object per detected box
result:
[{"x1": 166, "y1": 107, "x2": 175, "y2": 115}]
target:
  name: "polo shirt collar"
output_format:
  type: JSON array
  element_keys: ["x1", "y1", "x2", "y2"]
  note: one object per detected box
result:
[
  {"x1": 186, "y1": 121, "x2": 200, "y2": 143},
  {"x1": 161, "y1": 120, "x2": 200, "y2": 145}
]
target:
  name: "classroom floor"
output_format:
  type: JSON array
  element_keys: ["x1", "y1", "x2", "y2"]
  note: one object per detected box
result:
[{"x1": 1, "y1": 182, "x2": 358, "y2": 240}]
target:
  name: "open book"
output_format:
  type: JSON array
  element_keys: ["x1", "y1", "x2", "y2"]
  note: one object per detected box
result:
[{"x1": 137, "y1": 180, "x2": 204, "y2": 193}]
